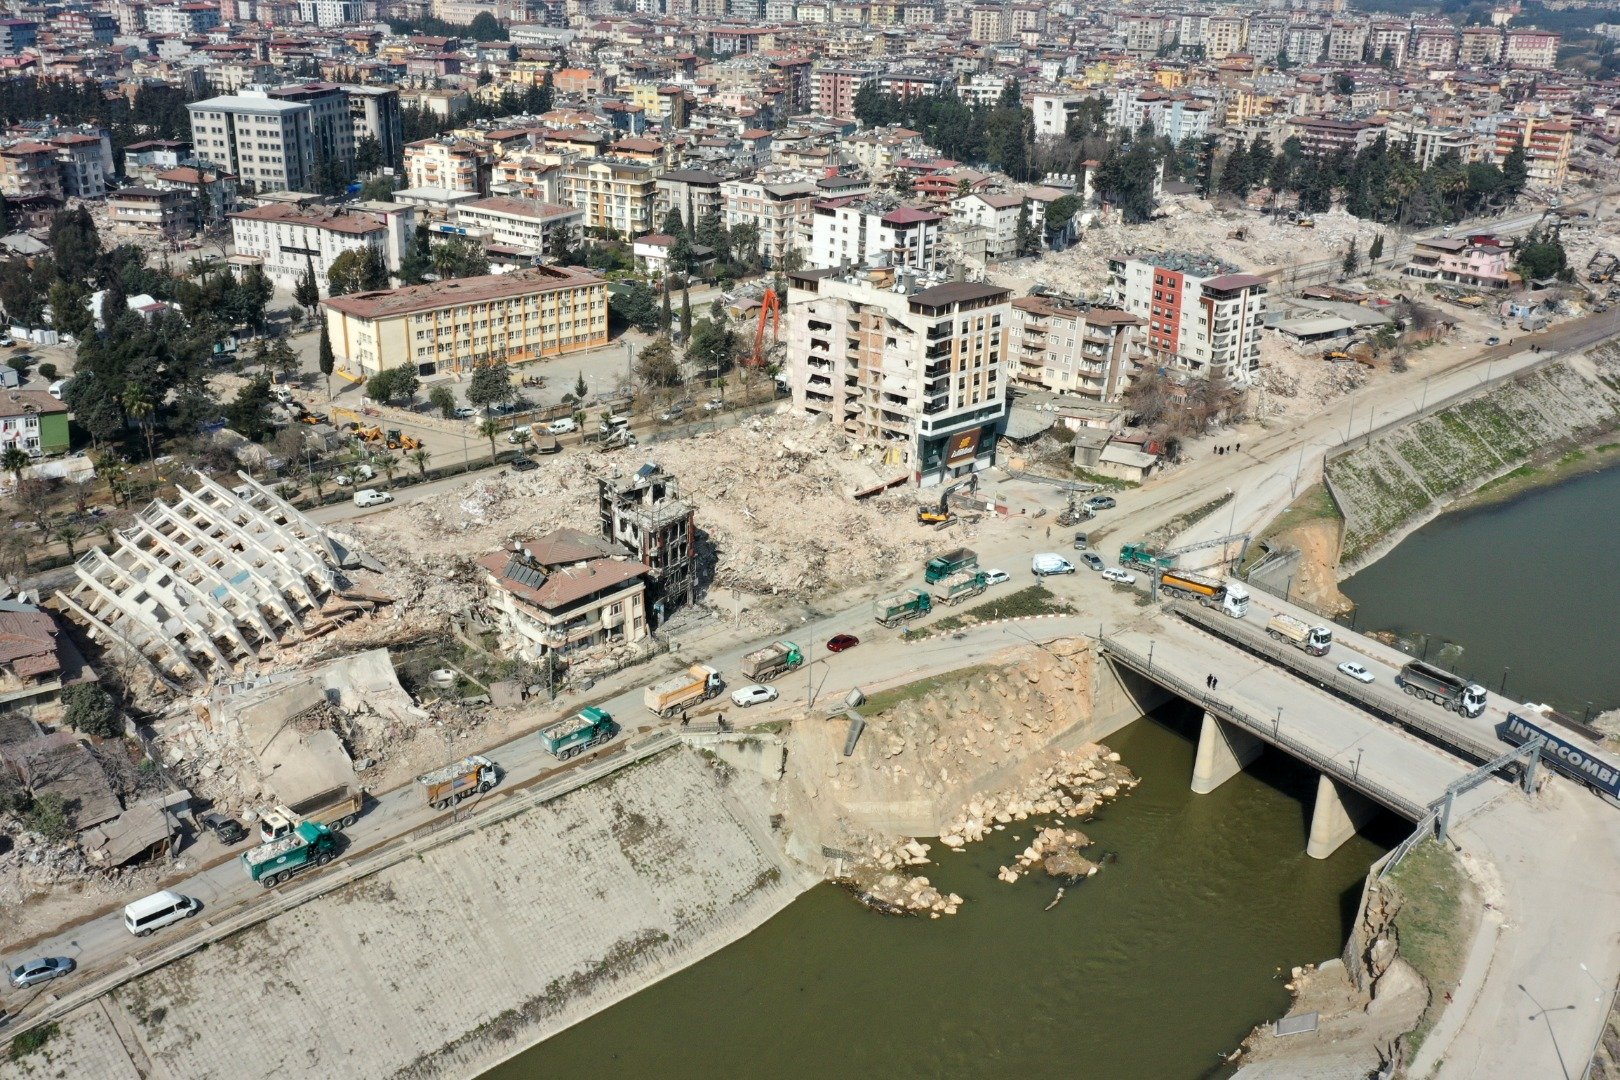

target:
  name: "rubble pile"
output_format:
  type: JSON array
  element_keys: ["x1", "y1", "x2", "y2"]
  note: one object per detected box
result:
[
  {"x1": 935, "y1": 743, "x2": 1135, "y2": 854},
  {"x1": 352, "y1": 413, "x2": 963, "y2": 600},
  {"x1": 995, "y1": 826, "x2": 1097, "y2": 884}
]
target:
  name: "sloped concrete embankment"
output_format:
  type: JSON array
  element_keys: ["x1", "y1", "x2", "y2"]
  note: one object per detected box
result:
[
  {"x1": 1326, "y1": 346, "x2": 1620, "y2": 573},
  {"x1": 4, "y1": 747, "x2": 813, "y2": 1080}
]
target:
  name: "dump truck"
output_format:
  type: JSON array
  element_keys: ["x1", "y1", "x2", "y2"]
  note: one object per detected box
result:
[
  {"x1": 540, "y1": 706, "x2": 617, "y2": 759},
  {"x1": 742, "y1": 640, "x2": 803, "y2": 682},
  {"x1": 924, "y1": 547, "x2": 978, "y2": 584},
  {"x1": 1396, "y1": 661, "x2": 1487, "y2": 718},
  {"x1": 1119, "y1": 542, "x2": 1176, "y2": 571},
  {"x1": 418, "y1": 755, "x2": 500, "y2": 810},
  {"x1": 257, "y1": 784, "x2": 365, "y2": 843},
  {"x1": 932, "y1": 569, "x2": 989, "y2": 606},
  {"x1": 644, "y1": 665, "x2": 723, "y2": 717},
  {"x1": 1159, "y1": 569, "x2": 1250, "y2": 618},
  {"x1": 1265, "y1": 614, "x2": 1333, "y2": 656},
  {"x1": 241, "y1": 821, "x2": 339, "y2": 888},
  {"x1": 873, "y1": 588, "x2": 932, "y2": 627}
]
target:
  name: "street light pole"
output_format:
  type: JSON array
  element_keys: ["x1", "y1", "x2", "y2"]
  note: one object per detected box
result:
[
  {"x1": 1147, "y1": 640, "x2": 1155, "y2": 669},
  {"x1": 1352, "y1": 748, "x2": 1363, "y2": 781}
]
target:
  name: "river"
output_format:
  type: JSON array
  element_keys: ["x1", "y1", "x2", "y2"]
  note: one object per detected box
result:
[
  {"x1": 1343, "y1": 463, "x2": 1620, "y2": 717},
  {"x1": 486, "y1": 708, "x2": 1399, "y2": 1080}
]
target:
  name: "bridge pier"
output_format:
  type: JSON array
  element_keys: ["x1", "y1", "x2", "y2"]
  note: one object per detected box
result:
[
  {"x1": 1306, "y1": 774, "x2": 1379, "y2": 860},
  {"x1": 1190, "y1": 711, "x2": 1264, "y2": 795}
]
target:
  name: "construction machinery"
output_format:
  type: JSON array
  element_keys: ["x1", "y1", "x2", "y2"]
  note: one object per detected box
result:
[
  {"x1": 742, "y1": 640, "x2": 803, "y2": 683},
  {"x1": 1264, "y1": 614, "x2": 1333, "y2": 655},
  {"x1": 1396, "y1": 661, "x2": 1487, "y2": 718},
  {"x1": 417, "y1": 755, "x2": 499, "y2": 810},
  {"x1": 873, "y1": 588, "x2": 932, "y2": 627},
  {"x1": 1120, "y1": 533, "x2": 1250, "y2": 572},
  {"x1": 931, "y1": 569, "x2": 989, "y2": 606},
  {"x1": 750, "y1": 287, "x2": 782, "y2": 369},
  {"x1": 917, "y1": 507, "x2": 954, "y2": 525},
  {"x1": 1587, "y1": 253, "x2": 1618, "y2": 284},
  {"x1": 386, "y1": 428, "x2": 422, "y2": 451},
  {"x1": 540, "y1": 707, "x2": 618, "y2": 759},
  {"x1": 355, "y1": 425, "x2": 385, "y2": 444},
  {"x1": 241, "y1": 821, "x2": 339, "y2": 888}
]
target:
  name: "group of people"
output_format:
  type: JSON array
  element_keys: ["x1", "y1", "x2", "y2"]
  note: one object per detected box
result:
[{"x1": 1213, "y1": 444, "x2": 1241, "y2": 456}]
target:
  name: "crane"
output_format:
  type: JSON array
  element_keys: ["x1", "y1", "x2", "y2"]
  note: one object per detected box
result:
[{"x1": 750, "y1": 287, "x2": 782, "y2": 369}]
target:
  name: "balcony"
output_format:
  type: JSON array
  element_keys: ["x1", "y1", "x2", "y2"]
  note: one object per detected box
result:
[{"x1": 925, "y1": 340, "x2": 952, "y2": 360}]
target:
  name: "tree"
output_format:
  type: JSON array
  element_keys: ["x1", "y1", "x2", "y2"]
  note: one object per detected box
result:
[
  {"x1": 294, "y1": 257, "x2": 321, "y2": 317},
  {"x1": 122, "y1": 385, "x2": 158, "y2": 480},
  {"x1": 431, "y1": 236, "x2": 488, "y2": 280},
  {"x1": 264, "y1": 336, "x2": 299, "y2": 385},
  {"x1": 1341, "y1": 240, "x2": 1359, "y2": 279},
  {"x1": 469, "y1": 11, "x2": 505, "y2": 38},
  {"x1": 238, "y1": 264, "x2": 274, "y2": 331},
  {"x1": 660, "y1": 276, "x2": 673, "y2": 330},
  {"x1": 1336, "y1": 74, "x2": 1355, "y2": 95},
  {"x1": 636, "y1": 335, "x2": 682, "y2": 389},
  {"x1": 679, "y1": 286, "x2": 692, "y2": 341},
  {"x1": 1515, "y1": 227, "x2": 1568, "y2": 281},
  {"x1": 318, "y1": 323, "x2": 336, "y2": 400},
  {"x1": 465, "y1": 361, "x2": 515, "y2": 411},
  {"x1": 1014, "y1": 200, "x2": 1040, "y2": 258},
  {"x1": 327, "y1": 247, "x2": 389, "y2": 295},
  {"x1": 430, "y1": 385, "x2": 457, "y2": 419},
  {"x1": 478, "y1": 418, "x2": 501, "y2": 463},
  {"x1": 366, "y1": 366, "x2": 418, "y2": 403},
  {"x1": 609, "y1": 281, "x2": 662, "y2": 333},
  {"x1": 573, "y1": 371, "x2": 588, "y2": 401},
  {"x1": 227, "y1": 376, "x2": 274, "y2": 441},
  {"x1": 1, "y1": 446, "x2": 29, "y2": 487},
  {"x1": 546, "y1": 224, "x2": 577, "y2": 265},
  {"x1": 410, "y1": 447, "x2": 431, "y2": 477},
  {"x1": 1369, "y1": 233, "x2": 1385, "y2": 262},
  {"x1": 1501, "y1": 146, "x2": 1528, "y2": 197},
  {"x1": 354, "y1": 134, "x2": 385, "y2": 174}
]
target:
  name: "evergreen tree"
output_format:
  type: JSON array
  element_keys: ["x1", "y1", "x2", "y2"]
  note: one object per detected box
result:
[
  {"x1": 318, "y1": 322, "x2": 336, "y2": 400},
  {"x1": 680, "y1": 286, "x2": 692, "y2": 341},
  {"x1": 1369, "y1": 233, "x2": 1385, "y2": 262},
  {"x1": 294, "y1": 256, "x2": 321, "y2": 316},
  {"x1": 1341, "y1": 239, "x2": 1359, "y2": 279},
  {"x1": 1014, "y1": 200, "x2": 1040, "y2": 258}
]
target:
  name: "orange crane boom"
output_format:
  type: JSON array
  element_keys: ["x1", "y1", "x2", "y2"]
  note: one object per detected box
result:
[{"x1": 751, "y1": 288, "x2": 781, "y2": 368}]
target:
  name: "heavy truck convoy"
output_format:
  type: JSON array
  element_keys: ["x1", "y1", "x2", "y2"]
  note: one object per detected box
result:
[
  {"x1": 924, "y1": 547, "x2": 978, "y2": 584},
  {"x1": 1157, "y1": 569, "x2": 1249, "y2": 618},
  {"x1": 873, "y1": 589, "x2": 932, "y2": 628},
  {"x1": 418, "y1": 755, "x2": 500, "y2": 810},
  {"x1": 932, "y1": 569, "x2": 989, "y2": 606},
  {"x1": 1265, "y1": 614, "x2": 1333, "y2": 656},
  {"x1": 257, "y1": 783, "x2": 365, "y2": 843},
  {"x1": 241, "y1": 820, "x2": 339, "y2": 888},
  {"x1": 1396, "y1": 660, "x2": 1488, "y2": 718},
  {"x1": 644, "y1": 665, "x2": 723, "y2": 717},
  {"x1": 541, "y1": 707, "x2": 618, "y2": 759},
  {"x1": 742, "y1": 640, "x2": 804, "y2": 682}
]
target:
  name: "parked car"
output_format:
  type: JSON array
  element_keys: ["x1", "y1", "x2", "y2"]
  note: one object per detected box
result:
[
  {"x1": 453, "y1": 406, "x2": 477, "y2": 419},
  {"x1": 1072, "y1": 532, "x2": 1090, "y2": 550},
  {"x1": 731, "y1": 684, "x2": 779, "y2": 708},
  {"x1": 547, "y1": 417, "x2": 578, "y2": 435},
  {"x1": 334, "y1": 464, "x2": 375, "y2": 487},
  {"x1": 659, "y1": 404, "x2": 684, "y2": 422},
  {"x1": 1079, "y1": 551, "x2": 1105, "y2": 571},
  {"x1": 509, "y1": 455, "x2": 538, "y2": 472},
  {"x1": 1083, "y1": 495, "x2": 1117, "y2": 511},
  {"x1": 703, "y1": 398, "x2": 725, "y2": 412},
  {"x1": 352, "y1": 488, "x2": 393, "y2": 508},
  {"x1": 826, "y1": 634, "x2": 860, "y2": 653},
  {"x1": 8, "y1": 957, "x2": 74, "y2": 989},
  {"x1": 1485, "y1": 336, "x2": 1501, "y2": 346},
  {"x1": 201, "y1": 812, "x2": 246, "y2": 845},
  {"x1": 1101, "y1": 567, "x2": 1136, "y2": 585},
  {"x1": 1338, "y1": 661, "x2": 1375, "y2": 684},
  {"x1": 983, "y1": 569, "x2": 1010, "y2": 586}
]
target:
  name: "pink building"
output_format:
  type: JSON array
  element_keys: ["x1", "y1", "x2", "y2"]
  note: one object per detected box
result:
[{"x1": 1403, "y1": 237, "x2": 1518, "y2": 289}]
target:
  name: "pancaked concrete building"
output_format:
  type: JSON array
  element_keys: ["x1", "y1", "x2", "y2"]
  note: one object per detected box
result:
[
  {"x1": 477, "y1": 528, "x2": 652, "y2": 660},
  {"x1": 598, "y1": 463, "x2": 696, "y2": 624},
  {"x1": 54, "y1": 472, "x2": 377, "y2": 688}
]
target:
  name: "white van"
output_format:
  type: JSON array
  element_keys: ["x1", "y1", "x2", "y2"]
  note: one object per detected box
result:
[
  {"x1": 47, "y1": 379, "x2": 69, "y2": 400},
  {"x1": 506, "y1": 424, "x2": 532, "y2": 444},
  {"x1": 123, "y1": 890, "x2": 199, "y2": 936},
  {"x1": 1031, "y1": 553, "x2": 1075, "y2": 577},
  {"x1": 353, "y1": 488, "x2": 393, "y2": 508},
  {"x1": 599, "y1": 414, "x2": 630, "y2": 434},
  {"x1": 547, "y1": 417, "x2": 577, "y2": 435}
]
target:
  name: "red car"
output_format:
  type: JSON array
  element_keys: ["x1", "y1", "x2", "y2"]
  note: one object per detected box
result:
[{"x1": 826, "y1": 634, "x2": 860, "y2": 653}]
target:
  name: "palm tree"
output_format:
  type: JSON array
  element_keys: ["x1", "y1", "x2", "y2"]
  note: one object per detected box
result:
[
  {"x1": 479, "y1": 418, "x2": 501, "y2": 464},
  {"x1": 54, "y1": 521, "x2": 83, "y2": 560},
  {"x1": 410, "y1": 447, "x2": 431, "y2": 477},
  {"x1": 375, "y1": 452, "x2": 399, "y2": 485},
  {"x1": 1, "y1": 446, "x2": 29, "y2": 489},
  {"x1": 122, "y1": 386, "x2": 157, "y2": 482}
]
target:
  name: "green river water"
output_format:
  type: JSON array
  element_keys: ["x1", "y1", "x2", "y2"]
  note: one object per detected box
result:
[{"x1": 487, "y1": 704, "x2": 1401, "y2": 1080}]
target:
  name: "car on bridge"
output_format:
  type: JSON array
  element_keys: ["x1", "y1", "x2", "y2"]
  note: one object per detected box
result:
[{"x1": 1337, "y1": 661, "x2": 1375, "y2": 683}]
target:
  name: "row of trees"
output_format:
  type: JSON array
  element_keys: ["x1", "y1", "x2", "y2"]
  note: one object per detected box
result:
[{"x1": 854, "y1": 79, "x2": 1035, "y2": 181}]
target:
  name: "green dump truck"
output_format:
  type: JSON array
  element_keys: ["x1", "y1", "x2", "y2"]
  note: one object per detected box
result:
[
  {"x1": 541, "y1": 706, "x2": 617, "y2": 760},
  {"x1": 924, "y1": 547, "x2": 978, "y2": 584},
  {"x1": 742, "y1": 640, "x2": 803, "y2": 682},
  {"x1": 873, "y1": 588, "x2": 932, "y2": 627},
  {"x1": 240, "y1": 820, "x2": 339, "y2": 888},
  {"x1": 1119, "y1": 542, "x2": 1176, "y2": 571},
  {"x1": 931, "y1": 569, "x2": 989, "y2": 606}
]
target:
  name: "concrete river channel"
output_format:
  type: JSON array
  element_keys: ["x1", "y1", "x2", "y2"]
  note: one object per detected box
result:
[
  {"x1": 486, "y1": 710, "x2": 1401, "y2": 1080},
  {"x1": 1343, "y1": 463, "x2": 1620, "y2": 718}
]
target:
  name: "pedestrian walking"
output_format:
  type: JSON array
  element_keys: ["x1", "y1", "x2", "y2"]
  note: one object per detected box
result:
[
  {"x1": 1235, "y1": 443, "x2": 1241, "y2": 453},
  {"x1": 1205, "y1": 674, "x2": 1214, "y2": 689},
  {"x1": 1211, "y1": 676, "x2": 1219, "y2": 690}
]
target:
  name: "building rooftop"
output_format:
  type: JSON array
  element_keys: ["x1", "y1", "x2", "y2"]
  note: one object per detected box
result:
[
  {"x1": 458, "y1": 196, "x2": 579, "y2": 220},
  {"x1": 188, "y1": 94, "x2": 310, "y2": 113},
  {"x1": 910, "y1": 280, "x2": 1010, "y2": 307},
  {"x1": 229, "y1": 203, "x2": 388, "y2": 236},
  {"x1": 323, "y1": 266, "x2": 604, "y2": 321}
]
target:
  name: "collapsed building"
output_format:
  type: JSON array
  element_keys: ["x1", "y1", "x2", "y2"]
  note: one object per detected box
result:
[
  {"x1": 598, "y1": 462, "x2": 696, "y2": 625},
  {"x1": 55, "y1": 471, "x2": 384, "y2": 689}
]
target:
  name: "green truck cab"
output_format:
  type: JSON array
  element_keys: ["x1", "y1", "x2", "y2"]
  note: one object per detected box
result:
[
  {"x1": 241, "y1": 820, "x2": 339, "y2": 888},
  {"x1": 924, "y1": 547, "x2": 978, "y2": 584},
  {"x1": 540, "y1": 707, "x2": 618, "y2": 760}
]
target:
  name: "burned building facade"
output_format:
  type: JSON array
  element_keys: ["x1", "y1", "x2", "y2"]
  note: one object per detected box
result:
[{"x1": 597, "y1": 463, "x2": 696, "y2": 627}]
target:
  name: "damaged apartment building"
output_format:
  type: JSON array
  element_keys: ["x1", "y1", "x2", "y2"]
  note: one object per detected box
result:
[{"x1": 54, "y1": 472, "x2": 383, "y2": 688}]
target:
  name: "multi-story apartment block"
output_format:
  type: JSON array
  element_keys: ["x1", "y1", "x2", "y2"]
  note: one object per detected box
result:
[
  {"x1": 1326, "y1": 21, "x2": 1369, "y2": 63},
  {"x1": 451, "y1": 196, "x2": 582, "y2": 254},
  {"x1": 654, "y1": 168, "x2": 724, "y2": 230},
  {"x1": 951, "y1": 191, "x2": 1023, "y2": 265},
  {"x1": 404, "y1": 138, "x2": 487, "y2": 193},
  {"x1": 1403, "y1": 237, "x2": 1516, "y2": 289},
  {"x1": 1245, "y1": 17, "x2": 1286, "y2": 63},
  {"x1": 1366, "y1": 22, "x2": 1409, "y2": 66},
  {"x1": 1284, "y1": 23, "x2": 1328, "y2": 64},
  {"x1": 721, "y1": 176, "x2": 817, "y2": 267},
  {"x1": 1205, "y1": 16, "x2": 1244, "y2": 59},
  {"x1": 557, "y1": 158, "x2": 657, "y2": 238},
  {"x1": 108, "y1": 186, "x2": 195, "y2": 241},
  {"x1": 1120, "y1": 13, "x2": 1168, "y2": 56},
  {"x1": 346, "y1": 86, "x2": 403, "y2": 172},
  {"x1": 50, "y1": 132, "x2": 111, "y2": 199},
  {"x1": 809, "y1": 198, "x2": 943, "y2": 272},
  {"x1": 1009, "y1": 295, "x2": 1143, "y2": 402},
  {"x1": 268, "y1": 83, "x2": 354, "y2": 178},
  {"x1": 1409, "y1": 27, "x2": 1460, "y2": 68},
  {"x1": 1459, "y1": 26, "x2": 1504, "y2": 65},
  {"x1": 230, "y1": 202, "x2": 414, "y2": 295},
  {"x1": 1285, "y1": 116, "x2": 1378, "y2": 158},
  {"x1": 1493, "y1": 116, "x2": 1572, "y2": 187},
  {"x1": 597, "y1": 462, "x2": 696, "y2": 623},
  {"x1": 811, "y1": 64, "x2": 878, "y2": 117},
  {"x1": 295, "y1": 0, "x2": 362, "y2": 25},
  {"x1": 968, "y1": 4, "x2": 1009, "y2": 43},
  {"x1": 187, "y1": 93, "x2": 316, "y2": 193},
  {"x1": 0, "y1": 142, "x2": 62, "y2": 201},
  {"x1": 477, "y1": 528, "x2": 651, "y2": 660},
  {"x1": 1108, "y1": 253, "x2": 1266, "y2": 385},
  {"x1": 786, "y1": 269, "x2": 1009, "y2": 487},
  {"x1": 321, "y1": 265, "x2": 609, "y2": 378},
  {"x1": 1503, "y1": 28, "x2": 1559, "y2": 70},
  {"x1": 143, "y1": 1, "x2": 221, "y2": 34},
  {"x1": 0, "y1": 19, "x2": 37, "y2": 54},
  {"x1": 151, "y1": 165, "x2": 238, "y2": 228}
]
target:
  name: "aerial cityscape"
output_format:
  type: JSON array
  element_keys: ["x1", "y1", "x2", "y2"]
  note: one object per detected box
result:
[{"x1": 0, "y1": 0, "x2": 1617, "y2": 1074}]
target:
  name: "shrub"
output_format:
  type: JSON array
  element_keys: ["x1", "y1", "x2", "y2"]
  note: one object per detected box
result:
[
  {"x1": 22, "y1": 793, "x2": 73, "y2": 842},
  {"x1": 37, "y1": 362, "x2": 57, "y2": 380},
  {"x1": 63, "y1": 682, "x2": 121, "y2": 738}
]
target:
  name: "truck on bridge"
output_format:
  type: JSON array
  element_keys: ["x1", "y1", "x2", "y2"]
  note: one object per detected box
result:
[
  {"x1": 924, "y1": 547, "x2": 978, "y2": 584},
  {"x1": 1396, "y1": 661, "x2": 1487, "y2": 718},
  {"x1": 644, "y1": 665, "x2": 723, "y2": 718},
  {"x1": 241, "y1": 821, "x2": 339, "y2": 888},
  {"x1": 1265, "y1": 614, "x2": 1333, "y2": 656},
  {"x1": 1119, "y1": 542, "x2": 1175, "y2": 571},
  {"x1": 541, "y1": 707, "x2": 618, "y2": 759},
  {"x1": 742, "y1": 640, "x2": 803, "y2": 682},
  {"x1": 873, "y1": 589, "x2": 932, "y2": 627},
  {"x1": 1158, "y1": 569, "x2": 1249, "y2": 618}
]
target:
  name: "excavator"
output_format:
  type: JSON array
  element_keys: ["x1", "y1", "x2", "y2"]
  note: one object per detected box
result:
[
  {"x1": 355, "y1": 425, "x2": 384, "y2": 444},
  {"x1": 385, "y1": 429, "x2": 422, "y2": 451},
  {"x1": 918, "y1": 475, "x2": 978, "y2": 525}
]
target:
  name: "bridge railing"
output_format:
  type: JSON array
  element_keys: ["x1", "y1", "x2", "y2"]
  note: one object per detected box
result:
[{"x1": 1100, "y1": 635, "x2": 1428, "y2": 820}]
